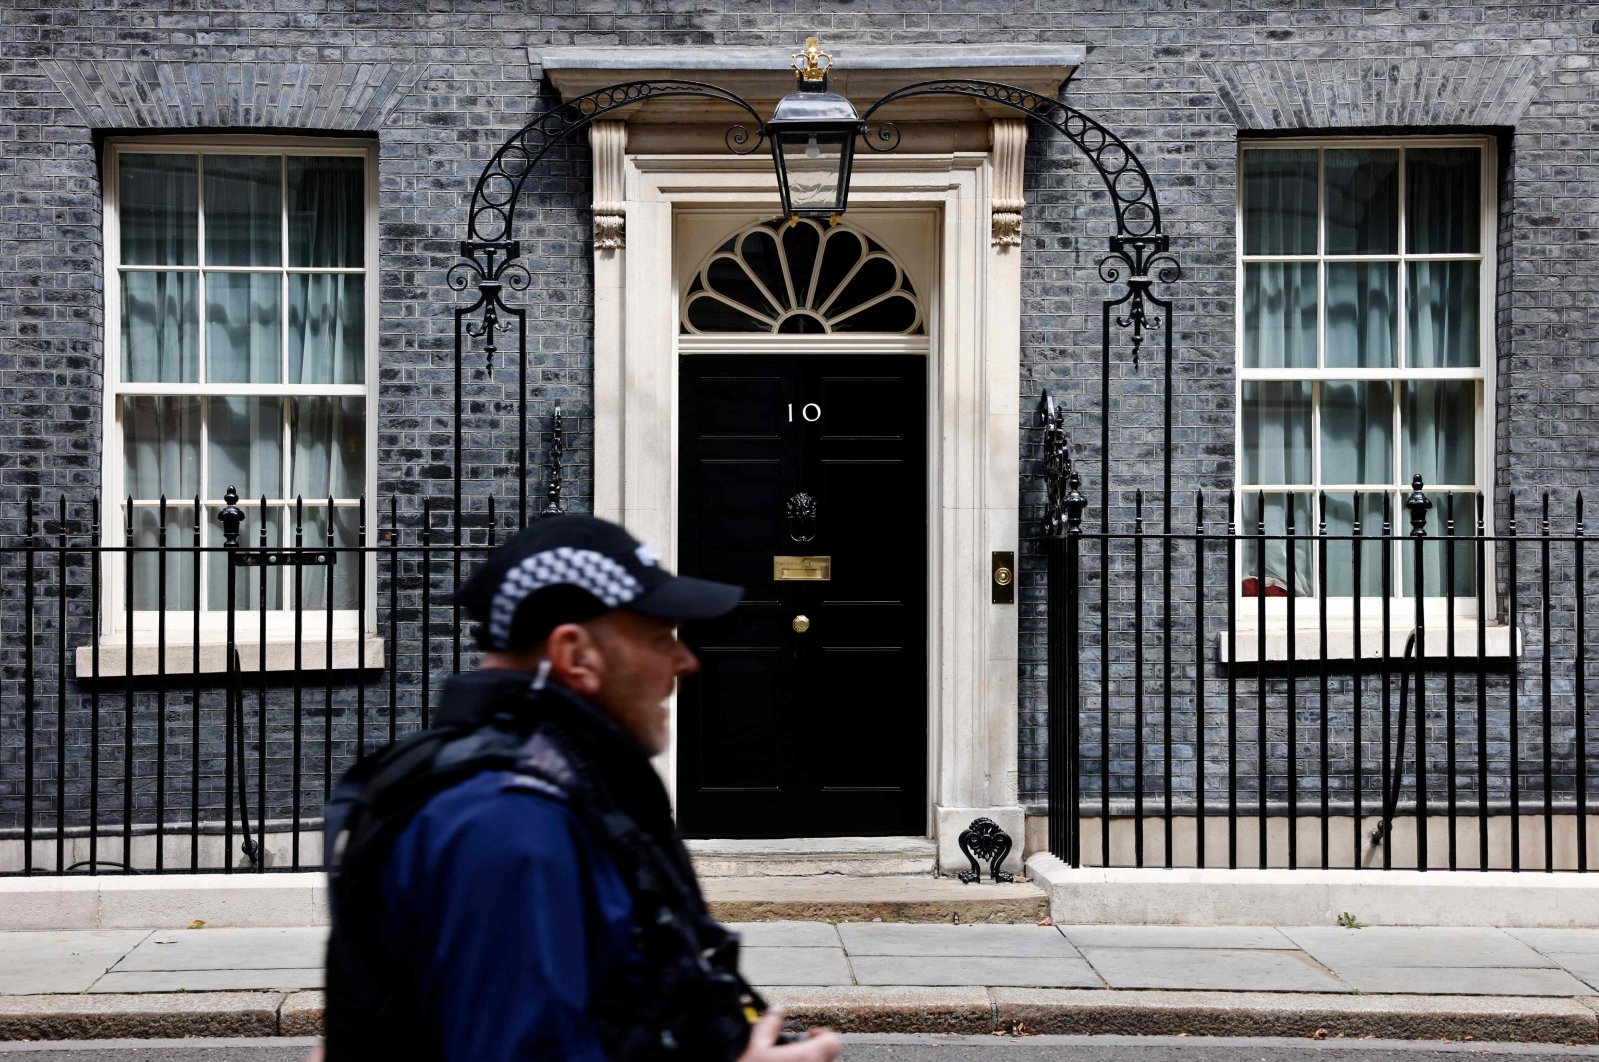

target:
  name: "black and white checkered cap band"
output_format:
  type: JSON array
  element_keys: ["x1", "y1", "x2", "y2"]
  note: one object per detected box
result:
[{"x1": 487, "y1": 546, "x2": 644, "y2": 649}]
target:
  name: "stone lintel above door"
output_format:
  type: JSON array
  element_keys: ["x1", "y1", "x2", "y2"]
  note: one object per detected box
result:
[{"x1": 534, "y1": 44, "x2": 1083, "y2": 125}]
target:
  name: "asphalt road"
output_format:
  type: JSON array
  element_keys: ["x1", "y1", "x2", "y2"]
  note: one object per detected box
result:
[{"x1": 1, "y1": 1037, "x2": 1597, "y2": 1060}]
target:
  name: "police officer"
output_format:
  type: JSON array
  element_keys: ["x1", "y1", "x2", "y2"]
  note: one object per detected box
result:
[{"x1": 322, "y1": 515, "x2": 844, "y2": 1061}]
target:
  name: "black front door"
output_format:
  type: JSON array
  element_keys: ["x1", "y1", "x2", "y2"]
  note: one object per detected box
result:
[{"x1": 677, "y1": 353, "x2": 927, "y2": 838}]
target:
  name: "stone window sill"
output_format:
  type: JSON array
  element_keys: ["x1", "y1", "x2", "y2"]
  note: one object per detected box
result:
[
  {"x1": 1218, "y1": 618, "x2": 1519, "y2": 665},
  {"x1": 73, "y1": 633, "x2": 386, "y2": 679}
]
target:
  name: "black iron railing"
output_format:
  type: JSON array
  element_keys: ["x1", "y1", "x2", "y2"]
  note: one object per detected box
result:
[
  {"x1": 1040, "y1": 461, "x2": 1594, "y2": 872},
  {"x1": 0, "y1": 491, "x2": 532, "y2": 875}
]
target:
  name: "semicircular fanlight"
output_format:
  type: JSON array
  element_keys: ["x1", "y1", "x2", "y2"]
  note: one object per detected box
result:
[{"x1": 681, "y1": 219, "x2": 924, "y2": 336}]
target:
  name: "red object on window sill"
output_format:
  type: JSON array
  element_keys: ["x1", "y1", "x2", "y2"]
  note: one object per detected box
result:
[{"x1": 1241, "y1": 577, "x2": 1288, "y2": 598}]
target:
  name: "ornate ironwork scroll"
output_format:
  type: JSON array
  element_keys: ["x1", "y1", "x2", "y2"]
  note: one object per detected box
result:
[
  {"x1": 452, "y1": 80, "x2": 767, "y2": 530},
  {"x1": 956, "y1": 817, "x2": 1015, "y2": 884},
  {"x1": 859, "y1": 80, "x2": 1179, "y2": 361},
  {"x1": 858, "y1": 79, "x2": 1168, "y2": 243},
  {"x1": 467, "y1": 80, "x2": 766, "y2": 248},
  {"x1": 856, "y1": 76, "x2": 1179, "y2": 542}
]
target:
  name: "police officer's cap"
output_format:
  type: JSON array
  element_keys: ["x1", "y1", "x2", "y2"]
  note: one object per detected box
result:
[{"x1": 457, "y1": 514, "x2": 742, "y2": 651}]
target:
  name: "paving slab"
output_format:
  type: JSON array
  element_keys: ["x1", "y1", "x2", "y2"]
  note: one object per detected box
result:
[
  {"x1": 989, "y1": 988, "x2": 1599, "y2": 1042},
  {"x1": 850, "y1": 954, "x2": 1099, "y2": 988},
  {"x1": 90, "y1": 968, "x2": 324, "y2": 993},
  {"x1": 727, "y1": 922, "x2": 842, "y2": 948},
  {"x1": 837, "y1": 923, "x2": 1077, "y2": 958},
  {"x1": 1079, "y1": 946, "x2": 1347, "y2": 993},
  {"x1": 1330, "y1": 965, "x2": 1595, "y2": 997},
  {"x1": 1284, "y1": 926, "x2": 1555, "y2": 969},
  {"x1": 761, "y1": 986, "x2": 994, "y2": 1035},
  {"x1": 740, "y1": 946, "x2": 852, "y2": 986},
  {"x1": 113, "y1": 927, "x2": 328, "y2": 972},
  {"x1": 0, "y1": 992, "x2": 284, "y2": 1041},
  {"x1": 1058, "y1": 925, "x2": 1293, "y2": 950},
  {"x1": 0, "y1": 930, "x2": 150, "y2": 995},
  {"x1": 1549, "y1": 953, "x2": 1599, "y2": 991},
  {"x1": 1510, "y1": 928, "x2": 1599, "y2": 956}
]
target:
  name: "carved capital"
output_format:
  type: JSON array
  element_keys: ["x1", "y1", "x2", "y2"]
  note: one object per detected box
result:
[
  {"x1": 590, "y1": 120, "x2": 628, "y2": 250},
  {"x1": 989, "y1": 118, "x2": 1028, "y2": 247}
]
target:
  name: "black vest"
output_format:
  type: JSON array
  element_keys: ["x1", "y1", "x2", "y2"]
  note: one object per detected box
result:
[{"x1": 323, "y1": 670, "x2": 760, "y2": 1061}]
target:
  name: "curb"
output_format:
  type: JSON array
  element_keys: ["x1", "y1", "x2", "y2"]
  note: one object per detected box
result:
[
  {"x1": 1, "y1": 988, "x2": 1594, "y2": 1044},
  {"x1": 1026, "y1": 855, "x2": 1599, "y2": 928},
  {"x1": 0, "y1": 992, "x2": 284, "y2": 1040}
]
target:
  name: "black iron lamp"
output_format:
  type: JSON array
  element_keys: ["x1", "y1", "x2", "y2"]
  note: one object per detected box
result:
[{"x1": 765, "y1": 38, "x2": 866, "y2": 224}]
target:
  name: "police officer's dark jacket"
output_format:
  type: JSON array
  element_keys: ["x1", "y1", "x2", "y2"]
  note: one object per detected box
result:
[{"x1": 323, "y1": 668, "x2": 760, "y2": 1060}]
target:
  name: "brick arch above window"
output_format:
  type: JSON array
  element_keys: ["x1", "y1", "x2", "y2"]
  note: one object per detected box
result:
[
  {"x1": 1202, "y1": 54, "x2": 1553, "y2": 132},
  {"x1": 44, "y1": 60, "x2": 419, "y2": 132}
]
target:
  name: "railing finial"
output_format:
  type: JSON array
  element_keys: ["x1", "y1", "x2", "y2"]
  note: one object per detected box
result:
[
  {"x1": 1406, "y1": 474, "x2": 1432, "y2": 536},
  {"x1": 217, "y1": 485, "x2": 246, "y2": 547}
]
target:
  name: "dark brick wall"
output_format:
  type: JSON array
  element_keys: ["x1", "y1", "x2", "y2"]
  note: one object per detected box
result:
[{"x1": 0, "y1": 2, "x2": 1594, "y2": 837}]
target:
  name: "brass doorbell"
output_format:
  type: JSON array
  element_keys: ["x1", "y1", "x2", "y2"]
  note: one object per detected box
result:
[{"x1": 991, "y1": 551, "x2": 1014, "y2": 604}]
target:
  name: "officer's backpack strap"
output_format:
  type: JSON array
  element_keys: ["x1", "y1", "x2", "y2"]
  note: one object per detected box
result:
[{"x1": 323, "y1": 723, "x2": 529, "y2": 1062}]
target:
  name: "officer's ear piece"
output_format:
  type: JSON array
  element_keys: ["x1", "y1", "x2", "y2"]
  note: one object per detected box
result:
[{"x1": 530, "y1": 658, "x2": 552, "y2": 692}]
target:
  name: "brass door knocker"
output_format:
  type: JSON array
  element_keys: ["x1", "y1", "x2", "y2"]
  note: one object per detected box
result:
[{"x1": 786, "y1": 492, "x2": 817, "y2": 543}]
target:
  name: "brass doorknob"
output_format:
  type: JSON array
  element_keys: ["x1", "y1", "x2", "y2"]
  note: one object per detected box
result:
[{"x1": 792, "y1": 614, "x2": 811, "y2": 633}]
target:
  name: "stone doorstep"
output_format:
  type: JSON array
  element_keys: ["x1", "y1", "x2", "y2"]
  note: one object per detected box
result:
[
  {"x1": 1, "y1": 989, "x2": 1596, "y2": 1044},
  {"x1": 688, "y1": 836, "x2": 939, "y2": 878},
  {"x1": 703, "y1": 875, "x2": 1049, "y2": 924}
]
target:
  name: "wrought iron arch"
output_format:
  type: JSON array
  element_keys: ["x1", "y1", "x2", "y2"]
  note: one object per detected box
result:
[
  {"x1": 466, "y1": 80, "x2": 766, "y2": 247},
  {"x1": 447, "y1": 80, "x2": 768, "y2": 535},
  {"x1": 859, "y1": 79, "x2": 1179, "y2": 366},
  {"x1": 451, "y1": 74, "x2": 1181, "y2": 538},
  {"x1": 857, "y1": 78, "x2": 1180, "y2": 541}
]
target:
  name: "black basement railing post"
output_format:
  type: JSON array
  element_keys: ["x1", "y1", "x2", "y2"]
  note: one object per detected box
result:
[
  {"x1": 1541, "y1": 491, "x2": 1554, "y2": 872},
  {"x1": 23, "y1": 497, "x2": 35, "y2": 876},
  {"x1": 156, "y1": 495, "x2": 168, "y2": 873},
  {"x1": 217, "y1": 487, "x2": 245, "y2": 871},
  {"x1": 122, "y1": 496, "x2": 134, "y2": 871},
  {"x1": 1578, "y1": 492, "x2": 1589, "y2": 873},
  {"x1": 1407, "y1": 475, "x2": 1432, "y2": 871},
  {"x1": 1063, "y1": 468, "x2": 1087, "y2": 867},
  {"x1": 1445, "y1": 492, "x2": 1459, "y2": 871}
]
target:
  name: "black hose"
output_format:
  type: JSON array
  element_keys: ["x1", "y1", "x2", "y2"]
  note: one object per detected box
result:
[
  {"x1": 63, "y1": 860, "x2": 139, "y2": 874},
  {"x1": 1367, "y1": 629, "x2": 1419, "y2": 855}
]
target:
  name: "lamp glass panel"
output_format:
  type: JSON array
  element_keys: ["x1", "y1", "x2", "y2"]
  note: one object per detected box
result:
[{"x1": 778, "y1": 131, "x2": 845, "y2": 214}]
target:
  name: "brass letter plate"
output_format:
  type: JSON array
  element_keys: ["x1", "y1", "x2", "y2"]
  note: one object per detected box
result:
[{"x1": 773, "y1": 555, "x2": 831, "y2": 581}]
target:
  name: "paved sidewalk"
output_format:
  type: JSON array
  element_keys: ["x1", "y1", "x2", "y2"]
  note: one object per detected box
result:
[{"x1": 4, "y1": 923, "x2": 1599, "y2": 1042}]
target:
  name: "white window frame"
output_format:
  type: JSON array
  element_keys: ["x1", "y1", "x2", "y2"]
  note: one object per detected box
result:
[
  {"x1": 100, "y1": 135, "x2": 379, "y2": 649},
  {"x1": 1233, "y1": 134, "x2": 1498, "y2": 632}
]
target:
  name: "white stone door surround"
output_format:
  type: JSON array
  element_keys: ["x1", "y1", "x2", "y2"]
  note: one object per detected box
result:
[{"x1": 542, "y1": 43, "x2": 1084, "y2": 872}]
